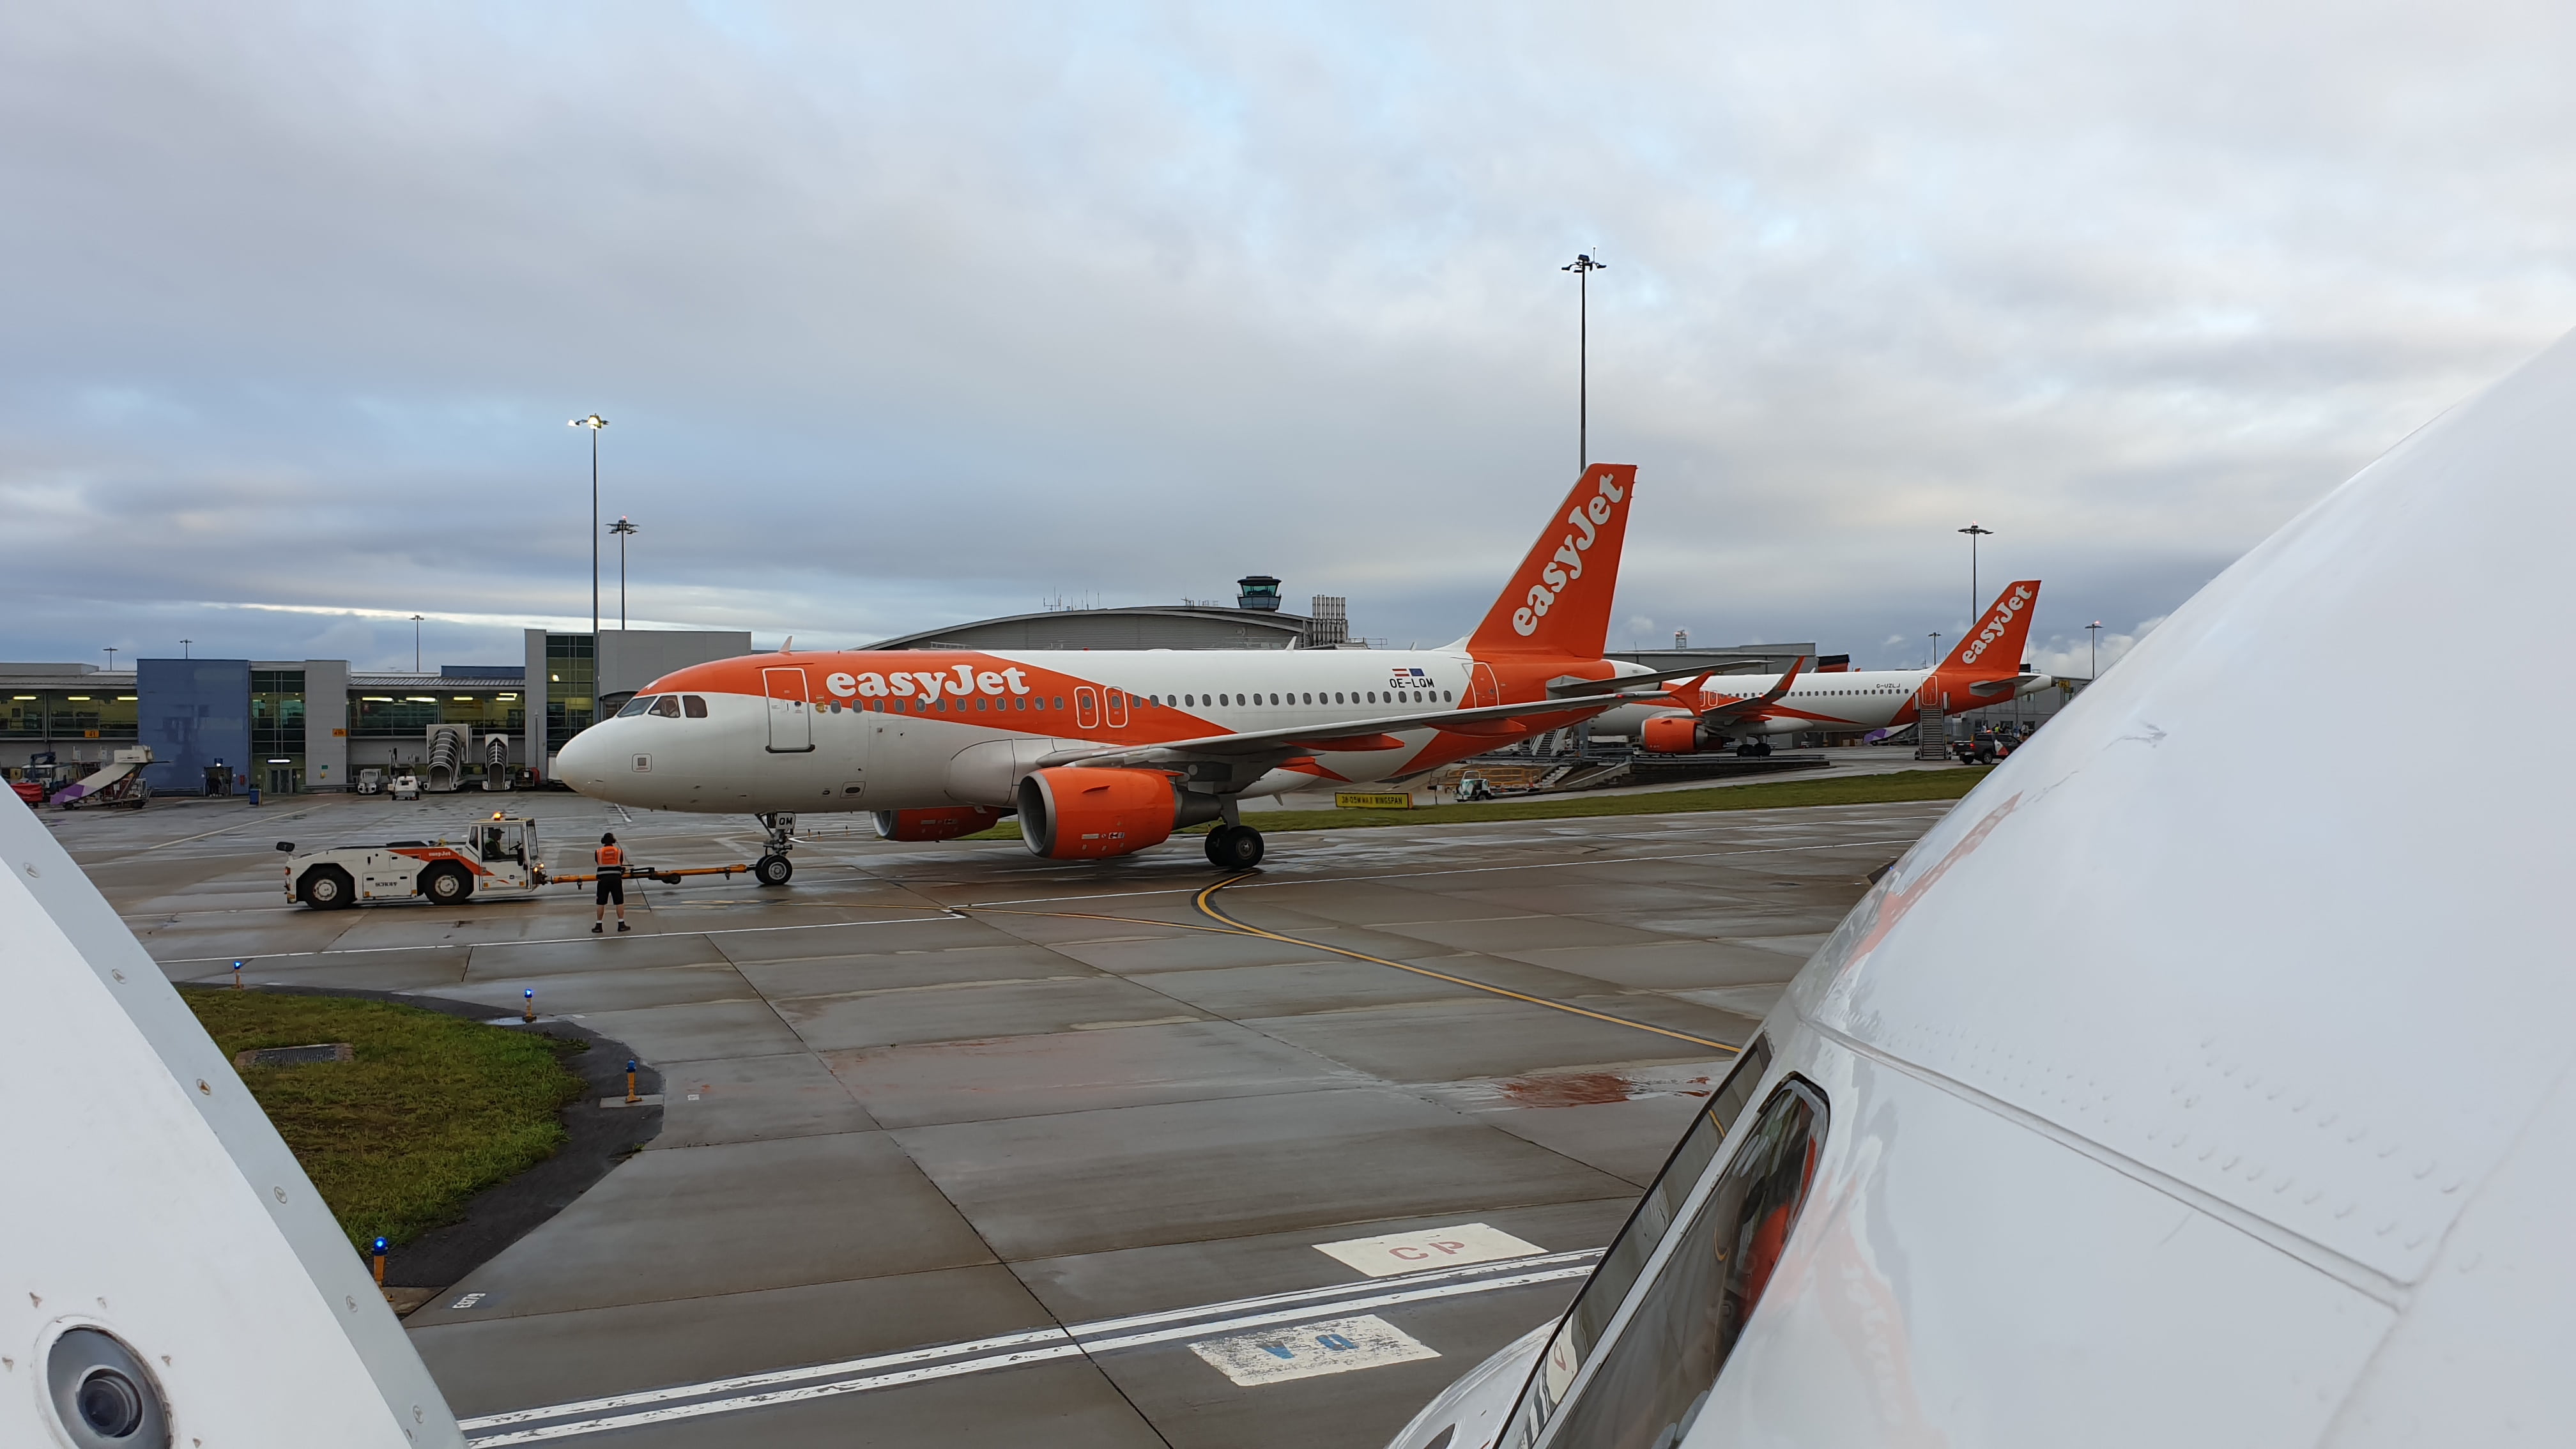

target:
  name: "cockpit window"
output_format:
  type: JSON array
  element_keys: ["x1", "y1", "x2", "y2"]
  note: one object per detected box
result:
[
  {"x1": 1535, "y1": 1077, "x2": 1828, "y2": 1449},
  {"x1": 683, "y1": 695, "x2": 709, "y2": 717},
  {"x1": 615, "y1": 696, "x2": 653, "y2": 717},
  {"x1": 650, "y1": 696, "x2": 682, "y2": 717},
  {"x1": 1504, "y1": 1038, "x2": 1773, "y2": 1443}
]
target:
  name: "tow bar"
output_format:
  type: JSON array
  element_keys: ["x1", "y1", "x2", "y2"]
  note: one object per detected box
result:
[{"x1": 542, "y1": 862, "x2": 758, "y2": 887}]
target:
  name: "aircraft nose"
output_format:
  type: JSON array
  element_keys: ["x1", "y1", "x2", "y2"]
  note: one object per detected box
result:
[{"x1": 553, "y1": 724, "x2": 620, "y2": 797}]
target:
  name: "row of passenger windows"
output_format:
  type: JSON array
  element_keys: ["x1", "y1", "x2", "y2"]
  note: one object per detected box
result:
[{"x1": 1149, "y1": 689, "x2": 1452, "y2": 708}]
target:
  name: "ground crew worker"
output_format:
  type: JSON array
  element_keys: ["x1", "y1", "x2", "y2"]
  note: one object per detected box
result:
[{"x1": 592, "y1": 832, "x2": 629, "y2": 933}]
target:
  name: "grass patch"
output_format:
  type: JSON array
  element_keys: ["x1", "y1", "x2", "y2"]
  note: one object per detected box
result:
[
  {"x1": 180, "y1": 990, "x2": 587, "y2": 1251},
  {"x1": 959, "y1": 765, "x2": 1993, "y2": 840}
]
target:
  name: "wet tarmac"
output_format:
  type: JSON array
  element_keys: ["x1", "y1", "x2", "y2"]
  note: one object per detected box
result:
[{"x1": 50, "y1": 788, "x2": 1949, "y2": 1448}]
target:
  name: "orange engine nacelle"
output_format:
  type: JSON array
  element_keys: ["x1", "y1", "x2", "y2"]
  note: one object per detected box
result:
[
  {"x1": 873, "y1": 806, "x2": 1009, "y2": 842},
  {"x1": 1639, "y1": 714, "x2": 1707, "y2": 755},
  {"x1": 1015, "y1": 767, "x2": 1183, "y2": 860}
]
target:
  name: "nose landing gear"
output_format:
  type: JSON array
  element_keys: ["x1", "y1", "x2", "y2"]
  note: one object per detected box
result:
[
  {"x1": 1204, "y1": 823, "x2": 1266, "y2": 869},
  {"x1": 753, "y1": 811, "x2": 797, "y2": 886}
]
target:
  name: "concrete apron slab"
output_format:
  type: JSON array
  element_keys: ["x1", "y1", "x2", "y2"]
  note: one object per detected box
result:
[
  {"x1": 650, "y1": 1050, "x2": 886, "y2": 1147},
  {"x1": 48, "y1": 792, "x2": 1947, "y2": 1446}
]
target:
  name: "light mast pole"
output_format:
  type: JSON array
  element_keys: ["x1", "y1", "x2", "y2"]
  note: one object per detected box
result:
[{"x1": 1561, "y1": 253, "x2": 1606, "y2": 468}]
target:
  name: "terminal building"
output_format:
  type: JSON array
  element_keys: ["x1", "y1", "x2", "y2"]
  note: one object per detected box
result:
[{"x1": 2, "y1": 629, "x2": 751, "y2": 797}]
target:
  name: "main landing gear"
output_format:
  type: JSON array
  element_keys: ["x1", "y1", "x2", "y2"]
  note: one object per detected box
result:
[
  {"x1": 754, "y1": 811, "x2": 797, "y2": 886},
  {"x1": 1204, "y1": 823, "x2": 1266, "y2": 870}
]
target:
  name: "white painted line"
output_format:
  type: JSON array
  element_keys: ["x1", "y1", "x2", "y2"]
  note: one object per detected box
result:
[
  {"x1": 1188, "y1": 1313, "x2": 1438, "y2": 1386},
  {"x1": 1314, "y1": 1222, "x2": 1544, "y2": 1278},
  {"x1": 457, "y1": 1250, "x2": 1602, "y2": 1443},
  {"x1": 1073, "y1": 1260, "x2": 1597, "y2": 1356},
  {"x1": 123, "y1": 804, "x2": 332, "y2": 854},
  {"x1": 466, "y1": 1344, "x2": 1089, "y2": 1446},
  {"x1": 1062, "y1": 1249, "x2": 1602, "y2": 1342},
  {"x1": 457, "y1": 1328, "x2": 1075, "y2": 1431}
]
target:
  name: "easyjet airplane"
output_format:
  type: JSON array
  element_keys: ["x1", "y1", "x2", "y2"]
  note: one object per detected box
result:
[
  {"x1": 1593, "y1": 579, "x2": 2055, "y2": 753},
  {"x1": 555, "y1": 465, "x2": 1696, "y2": 878}
]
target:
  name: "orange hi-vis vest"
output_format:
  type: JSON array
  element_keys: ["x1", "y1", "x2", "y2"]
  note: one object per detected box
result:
[{"x1": 597, "y1": 845, "x2": 625, "y2": 869}]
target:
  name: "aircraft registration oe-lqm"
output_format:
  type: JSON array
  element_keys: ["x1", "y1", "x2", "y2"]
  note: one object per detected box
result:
[
  {"x1": 1591, "y1": 579, "x2": 2055, "y2": 754},
  {"x1": 1380, "y1": 330, "x2": 2576, "y2": 1449},
  {"x1": 555, "y1": 464, "x2": 1701, "y2": 877}
]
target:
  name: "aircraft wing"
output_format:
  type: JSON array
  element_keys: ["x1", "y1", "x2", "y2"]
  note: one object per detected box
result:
[
  {"x1": 1038, "y1": 688, "x2": 1675, "y2": 769},
  {"x1": 1968, "y1": 671, "x2": 2046, "y2": 697},
  {"x1": 1693, "y1": 655, "x2": 1807, "y2": 721},
  {"x1": 1544, "y1": 661, "x2": 1768, "y2": 697}
]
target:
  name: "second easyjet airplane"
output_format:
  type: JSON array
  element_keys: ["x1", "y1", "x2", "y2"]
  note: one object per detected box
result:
[
  {"x1": 1595, "y1": 578, "x2": 2056, "y2": 753},
  {"x1": 556, "y1": 466, "x2": 1694, "y2": 879}
]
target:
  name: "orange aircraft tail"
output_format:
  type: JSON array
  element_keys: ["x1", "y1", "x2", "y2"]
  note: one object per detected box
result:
[
  {"x1": 1939, "y1": 580, "x2": 2041, "y2": 677},
  {"x1": 1465, "y1": 464, "x2": 1639, "y2": 659}
]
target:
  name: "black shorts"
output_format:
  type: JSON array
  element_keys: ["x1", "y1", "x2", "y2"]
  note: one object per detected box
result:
[{"x1": 595, "y1": 870, "x2": 625, "y2": 904}]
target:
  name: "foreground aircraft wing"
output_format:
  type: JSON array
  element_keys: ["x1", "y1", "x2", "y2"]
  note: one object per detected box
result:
[{"x1": 1041, "y1": 688, "x2": 1676, "y2": 769}]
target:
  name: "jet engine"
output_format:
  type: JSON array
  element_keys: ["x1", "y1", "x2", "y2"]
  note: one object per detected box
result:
[
  {"x1": 1015, "y1": 767, "x2": 1222, "y2": 860},
  {"x1": 1637, "y1": 714, "x2": 1707, "y2": 755},
  {"x1": 871, "y1": 806, "x2": 1009, "y2": 842}
]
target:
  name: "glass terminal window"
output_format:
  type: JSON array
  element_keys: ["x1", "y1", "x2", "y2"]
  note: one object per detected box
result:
[
  {"x1": 1537, "y1": 1076, "x2": 1828, "y2": 1449},
  {"x1": 546, "y1": 633, "x2": 596, "y2": 739}
]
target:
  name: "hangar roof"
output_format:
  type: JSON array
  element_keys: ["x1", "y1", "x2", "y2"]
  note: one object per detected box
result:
[{"x1": 868, "y1": 604, "x2": 1315, "y2": 652}]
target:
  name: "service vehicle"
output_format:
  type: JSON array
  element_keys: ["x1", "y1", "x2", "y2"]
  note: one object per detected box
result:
[
  {"x1": 356, "y1": 767, "x2": 383, "y2": 795},
  {"x1": 277, "y1": 813, "x2": 751, "y2": 909},
  {"x1": 388, "y1": 772, "x2": 420, "y2": 801}
]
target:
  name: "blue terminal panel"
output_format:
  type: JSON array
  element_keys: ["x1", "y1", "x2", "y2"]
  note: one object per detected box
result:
[{"x1": 137, "y1": 659, "x2": 251, "y2": 794}]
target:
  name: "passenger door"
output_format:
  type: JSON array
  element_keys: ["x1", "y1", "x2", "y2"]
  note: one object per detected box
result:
[{"x1": 764, "y1": 668, "x2": 815, "y2": 753}]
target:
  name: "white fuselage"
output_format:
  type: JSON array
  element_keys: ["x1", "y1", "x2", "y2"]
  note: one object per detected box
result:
[
  {"x1": 1593, "y1": 666, "x2": 2054, "y2": 739},
  {"x1": 556, "y1": 648, "x2": 1646, "y2": 815}
]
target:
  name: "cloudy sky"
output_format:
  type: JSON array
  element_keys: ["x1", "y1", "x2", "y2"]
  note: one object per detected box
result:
[{"x1": 4, "y1": 3, "x2": 2570, "y2": 677}]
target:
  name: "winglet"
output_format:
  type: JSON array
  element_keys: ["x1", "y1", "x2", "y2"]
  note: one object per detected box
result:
[{"x1": 1466, "y1": 464, "x2": 1639, "y2": 659}]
